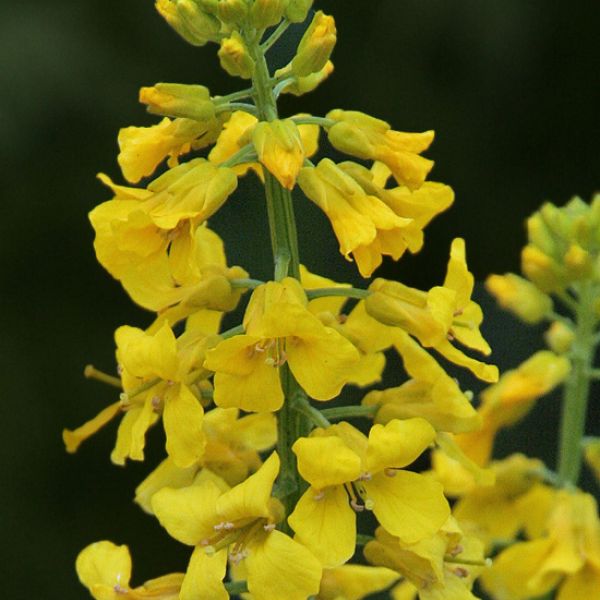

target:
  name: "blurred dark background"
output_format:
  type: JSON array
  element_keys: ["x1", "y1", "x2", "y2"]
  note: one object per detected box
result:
[{"x1": 1, "y1": 1, "x2": 598, "y2": 598}]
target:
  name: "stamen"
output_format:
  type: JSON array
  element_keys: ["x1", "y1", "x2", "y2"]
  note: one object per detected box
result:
[
  {"x1": 350, "y1": 499, "x2": 365, "y2": 512},
  {"x1": 450, "y1": 544, "x2": 464, "y2": 557},
  {"x1": 151, "y1": 396, "x2": 161, "y2": 410},
  {"x1": 453, "y1": 567, "x2": 469, "y2": 578},
  {"x1": 229, "y1": 549, "x2": 249, "y2": 565},
  {"x1": 214, "y1": 521, "x2": 235, "y2": 531},
  {"x1": 313, "y1": 490, "x2": 325, "y2": 501},
  {"x1": 263, "y1": 523, "x2": 276, "y2": 532},
  {"x1": 337, "y1": 314, "x2": 348, "y2": 324},
  {"x1": 358, "y1": 472, "x2": 372, "y2": 481},
  {"x1": 114, "y1": 584, "x2": 128, "y2": 594},
  {"x1": 453, "y1": 308, "x2": 464, "y2": 317},
  {"x1": 384, "y1": 468, "x2": 397, "y2": 478}
]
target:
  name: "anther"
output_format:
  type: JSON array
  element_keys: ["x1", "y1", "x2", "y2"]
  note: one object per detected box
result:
[
  {"x1": 229, "y1": 549, "x2": 249, "y2": 565},
  {"x1": 450, "y1": 544, "x2": 464, "y2": 557},
  {"x1": 117, "y1": 364, "x2": 123, "y2": 375},
  {"x1": 263, "y1": 523, "x2": 276, "y2": 532},
  {"x1": 313, "y1": 490, "x2": 325, "y2": 501},
  {"x1": 384, "y1": 468, "x2": 397, "y2": 478},
  {"x1": 151, "y1": 396, "x2": 161, "y2": 410},
  {"x1": 114, "y1": 584, "x2": 128, "y2": 594},
  {"x1": 453, "y1": 567, "x2": 469, "y2": 578},
  {"x1": 453, "y1": 309, "x2": 464, "y2": 317},
  {"x1": 358, "y1": 472, "x2": 372, "y2": 481},
  {"x1": 214, "y1": 521, "x2": 235, "y2": 531}
]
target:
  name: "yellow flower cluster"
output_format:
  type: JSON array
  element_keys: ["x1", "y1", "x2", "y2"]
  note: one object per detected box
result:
[{"x1": 63, "y1": 3, "x2": 600, "y2": 600}]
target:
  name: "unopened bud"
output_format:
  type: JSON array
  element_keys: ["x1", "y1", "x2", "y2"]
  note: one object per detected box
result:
[
  {"x1": 155, "y1": 0, "x2": 221, "y2": 46},
  {"x1": 485, "y1": 273, "x2": 551, "y2": 324},
  {"x1": 285, "y1": 0, "x2": 312, "y2": 23},
  {"x1": 291, "y1": 11, "x2": 336, "y2": 77},
  {"x1": 544, "y1": 321, "x2": 574, "y2": 354},
  {"x1": 139, "y1": 83, "x2": 215, "y2": 121},
  {"x1": 564, "y1": 243, "x2": 592, "y2": 279},
  {"x1": 521, "y1": 245, "x2": 566, "y2": 293},
  {"x1": 218, "y1": 31, "x2": 255, "y2": 79},
  {"x1": 249, "y1": 0, "x2": 289, "y2": 29},
  {"x1": 216, "y1": 0, "x2": 249, "y2": 25}
]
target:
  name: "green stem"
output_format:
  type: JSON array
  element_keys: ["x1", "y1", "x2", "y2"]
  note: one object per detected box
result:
[
  {"x1": 293, "y1": 396, "x2": 331, "y2": 428},
  {"x1": 230, "y1": 278, "x2": 264, "y2": 290},
  {"x1": 215, "y1": 102, "x2": 258, "y2": 116},
  {"x1": 261, "y1": 19, "x2": 290, "y2": 52},
  {"x1": 214, "y1": 87, "x2": 255, "y2": 104},
  {"x1": 246, "y1": 32, "x2": 308, "y2": 528},
  {"x1": 225, "y1": 580, "x2": 249, "y2": 595},
  {"x1": 321, "y1": 404, "x2": 379, "y2": 421},
  {"x1": 306, "y1": 286, "x2": 371, "y2": 301},
  {"x1": 220, "y1": 324, "x2": 245, "y2": 340},
  {"x1": 557, "y1": 281, "x2": 597, "y2": 484},
  {"x1": 291, "y1": 115, "x2": 336, "y2": 128}
]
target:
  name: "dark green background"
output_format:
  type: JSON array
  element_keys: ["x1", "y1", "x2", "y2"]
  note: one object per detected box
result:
[{"x1": 1, "y1": 1, "x2": 598, "y2": 598}]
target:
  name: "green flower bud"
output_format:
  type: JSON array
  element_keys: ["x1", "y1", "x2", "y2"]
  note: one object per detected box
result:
[
  {"x1": 249, "y1": 0, "x2": 289, "y2": 28},
  {"x1": 544, "y1": 321, "x2": 575, "y2": 354},
  {"x1": 139, "y1": 83, "x2": 216, "y2": 121},
  {"x1": 291, "y1": 11, "x2": 336, "y2": 77},
  {"x1": 216, "y1": 0, "x2": 249, "y2": 25},
  {"x1": 155, "y1": 0, "x2": 221, "y2": 46},
  {"x1": 218, "y1": 31, "x2": 255, "y2": 78},
  {"x1": 285, "y1": 0, "x2": 313, "y2": 23}
]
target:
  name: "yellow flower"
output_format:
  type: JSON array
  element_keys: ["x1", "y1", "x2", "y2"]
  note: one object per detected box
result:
[
  {"x1": 76, "y1": 540, "x2": 183, "y2": 599},
  {"x1": 89, "y1": 160, "x2": 238, "y2": 282},
  {"x1": 117, "y1": 117, "x2": 221, "y2": 184},
  {"x1": 326, "y1": 109, "x2": 434, "y2": 190},
  {"x1": 365, "y1": 518, "x2": 486, "y2": 600},
  {"x1": 480, "y1": 490, "x2": 600, "y2": 600},
  {"x1": 119, "y1": 223, "x2": 247, "y2": 315},
  {"x1": 453, "y1": 351, "x2": 570, "y2": 467},
  {"x1": 288, "y1": 419, "x2": 449, "y2": 567},
  {"x1": 363, "y1": 330, "x2": 481, "y2": 434},
  {"x1": 151, "y1": 453, "x2": 323, "y2": 600},
  {"x1": 297, "y1": 159, "x2": 416, "y2": 277},
  {"x1": 204, "y1": 278, "x2": 360, "y2": 412},
  {"x1": 486, "y1": 272, "x2": 552, "y2": 324},
  {"x1": 451, "y1": 454, "x2": 555, "y2": 547},
  {"x1": 252, "y1": 119, "x2": 306, "y2": 189},
  {"x1": 366, "y1": 239, "x2": 499, "y2": 382},
  {"x1": 135, "y1": 407, "x2": 277, "y2": 512}
]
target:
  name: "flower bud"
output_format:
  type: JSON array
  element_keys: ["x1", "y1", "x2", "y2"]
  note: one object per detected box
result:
[
  {"x1": 564, "y1": 242, "x2": 592, "y2": 279},
  {"x1": 291, "y1": 11, "x2": 336, "y2": 77},
  {"x1": 249, "y1": 0, "x2": 289, "y2": 29},
  {"x1": 218, "y1": 31, "x2": 255, "y2": 79},
  {"x1": 216, "y1": 0, "x2": 249, "y2": 25},
  {"x1": 521, "y1": 245, "x2": 566, "y2": 293},
  {"x1": 285, "y1": 0, "x2": 312, "y2": 22},
  {"x1": 544, "y1": 321, "x2": 574, "y2": 354},
  {"x1": 485, "y1": 273, "x2": 552, "y2": 324},
  {"x1": 252, "y1": 119, "x2": 304, "y2": 189},
  {"x1": 139, "y1": 83, "x2": 216, "y2": 122},
  {"x1": 156, "y1": 0, "x2": 221, "y2": 46}
]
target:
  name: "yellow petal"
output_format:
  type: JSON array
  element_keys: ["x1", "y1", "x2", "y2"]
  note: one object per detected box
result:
[
  {"x1": 63, "y1": 402, "x2": 121, "y2": 453},
  {"x1": 152, "y1": 480, "x2": 222, "y2": 545},
  {"x1": 245, "y1": 529, "x2": 322, "y2": 600},
  {"x1": 366, "y1": 418, "x2": 436, "y2": 474},
  {"x1": 216, "y1": 452, "x2": 280, "y2": 522},
  {"x1": 319, "y1": 565, "x2": 400, "y2": 600},
  {"x1": 163, "y1": 384, "x2": 206, "y2": 468},
  {"x1": 180, "y1": 547, "x2": 228, "y2": 600},
  {"x1": 557, "y1": 565, "x2": 600, "y2": 600},
  {"x1": 293, "y1": 436, "x2": 362, "y2": 489},
  {"x1": 76, "y1": 541, "x2": 132, "y2": 592},
  {"x1": 110, "y1": 399, "x2": 158, "y2": 465},
  {"x1": 288, "y1": 486, "x2": 356, "y2": 567},
  {"x1": 366, "y1": 471, "x2": 450, "y2": 544}
]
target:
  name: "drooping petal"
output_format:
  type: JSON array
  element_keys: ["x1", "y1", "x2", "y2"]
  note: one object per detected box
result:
[
  {"x1": 163, "y1": 384, "x2": 206, "y2": 468},
  {"x1": 557, "y1": 566, "x2": 600, "y2": 600},
  {"x1": 152, "y1": 480, "x2": 222, "y2": 546},
  {"x1": 63, "y1": 402, "x2": 122, "y2": 453},
  {"x1": 245, "y1": 529, "x2": 322, "y2": 600},
  {"x1": 366, "y1": 471, "x2": 449, "y2": 544},
  {"x1": 180, "y1": 547, "x2": 228, "y2": 600},
  {"x1": 366, "y1": 418, "x2": 436, "y2": 474},
  {"x1": 288, "y1": 486, "x2": 356, "y2": 567}
]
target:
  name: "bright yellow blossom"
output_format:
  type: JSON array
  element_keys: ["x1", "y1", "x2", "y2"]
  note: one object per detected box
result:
[
  {"x1": 326, "y1": 109, "x2": 434, "y2": 190},
  {"x1": 252, "y1": 119, "x2": 307, "y2": 189},
  {"x1": 297, "y1": 158, "x2": 416, "y2": 277},
  {"x1": 76, "y1": 540, "x2": 183, "y2": 599},
  {"x1": 117, "y1": 117, "x2": 221, "y2": 183},
  {"x1": 152, "y1": 453, "x2": 323, "y2": 600},
  {"x1": 204, "y1": 278, "x2": 360, "y2": 411},
  {"x1": 288, "y1": 419, "x2": 449, "y2": 567},
  {"x1": 365, "y1": 518, "x2": 486, "y2": 600},
  {"x1": 363, "y1": 330, "x2": 480, "y2": 434}
]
